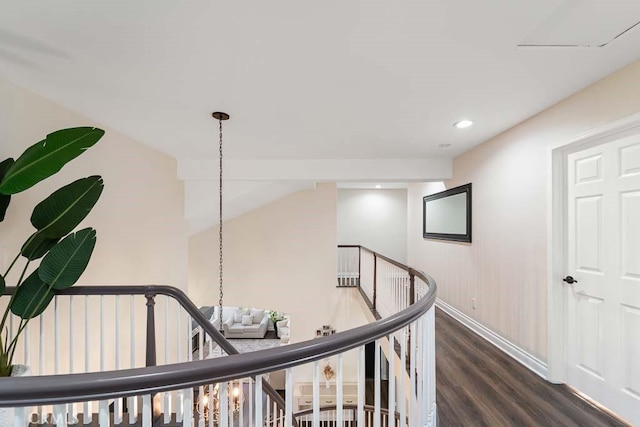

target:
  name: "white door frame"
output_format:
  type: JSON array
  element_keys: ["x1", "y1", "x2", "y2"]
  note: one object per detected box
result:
[{"x1": 547, "y1": 112, "x2": 640, "y2": 383}]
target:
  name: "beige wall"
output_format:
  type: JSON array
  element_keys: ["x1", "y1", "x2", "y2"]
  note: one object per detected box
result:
[
  {"x1": 338, "y1": 189, "x2": 408, "y2": 263},
  {"x1": 408, "y1": 60, "x2": 640, "y2": 362},
  {"x1": 0, "y1": 78, "x2": 189, "y2": 373},
  {"x1": 0, "y1": 78, "x2": 188, "y2": 289},
  {"x1": 189, "y1": 183, "x2": 373, "y2": 381},
  {"x1": 189, "y1": 183, "x2": 339, "y2": 340}
]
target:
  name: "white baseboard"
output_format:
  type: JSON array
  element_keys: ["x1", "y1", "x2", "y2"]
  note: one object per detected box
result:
[{"x1": 436, "y1": 298, "x2": 548, "y2": 379}]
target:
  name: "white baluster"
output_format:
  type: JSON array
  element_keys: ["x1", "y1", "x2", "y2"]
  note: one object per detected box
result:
[
  {"x1": 176, "y1": 389, "x2": 184, "y2": 424},
  {"x1": 255, "y1": 375, "x2": 263, "y2": 427},
  {"x1": 337, "y1": 353, "x2": 343, "y2": 427},
  {"x1": 187, "y1": 316, "x2": 193, "y2": 364},
  {"x1": 266, "y1": 394, "x2": 271, "y2": 426},
  {"x1": 230, "y1": 389, "x2": 235, "y2": 427},
  {"x1": 430, "y1": 307, "x2": 436, "y2": 423},
  {"x1": 23, "y1": 322, "x2": 29, "y2": 368},
  {"x1": 98, "y1": 400, "x2": 109, "y2": 427},
  {"x1": 38, "y1": 314, "x2": 45, "y2": 423},
  {"x1": 83, "y1": 296, "x2": 91, "y2": 424},
  {"x1": 417, "y1": 317, "x2": 424, "y2": 425},
  {"x1": 13, "y1": 408, "x2": 25, "y2": 427},
  {"x1": 399, "y1": 327, "x2": 406, "y2": 427},
  {"x1": 239, "y1": 378, "x2": 244, "y2": 427},
  {"x1": 198, "y1": 385, "x2": 204, "y2": 427},
  {"x1": 114, "y1": 296, "x2": 122, "y2": 425},
  {"x1": 128, "y1": 295, "x2": 137, "y2": 424},
  {"x1": 313, "y1": 361, "x2": 320, "y2": 427},
  {"x1": 23, "y1": 322, "x2": 34, "y2": 424},
  {"x1": 219, "y1": 382, "x2": 228, "y2": 427},
  {"x1": 249, "y1": 378, "x2": 254, "y2": 424},
  {"x1": 142, "y1": 394, "x2": 152, "y2": 427},
  {"x1": 164, "y1": 298, "x2": 171, "y2": 424},
  {"x1": 182, "y1": 388, "x2": 193, "y2": 427},
  {"x1": 67, "y1": 296, "x2": 77, "y2": 423},
  {"x1": 53, "y1": 404, "x2": 65, "y2": 427},
  {"x1": 375, "y1": 338, "x2": 381, "y2": 427},
  {"x1": 285, "y1": 368, "x2": 293, "y2": 427},
  {"x1": 54, "y1": 296, "x2": 59, "y2": 374},
  {"x1": 177, "y1": 302, "x2": 183, "y2": 362},
  {"x1": 99, "y1": 295, "x2": 108, "y2": 424},
  {"x1": 8, "y1": 310, "x2": 13, "y2": 346},
  {"x1": 198, "y1": 327, "x2": 205, "y2": 427},
  {"x1": 422, "y1": 314, "x2": 429, "y2": 426},
  {"x1": 176, "y1": 304, "x2": 184, "y2": 423},
  {"x1": 338, "y1": 248, "x2": 343, "y2": 286},
  {"x1": 358, "y1": 346, "x2": 365, "y2": 426},
  {"x1": 388, "y1": 332, "x2": 396, "y2": 426},
  {"x1": 409, "y1": 322, "x2": 416, "y2": 427}
]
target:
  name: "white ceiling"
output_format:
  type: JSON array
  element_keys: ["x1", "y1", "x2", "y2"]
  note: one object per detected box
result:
[{"x1": 1, "y1": 1, "x2": 639, "y2": 231}]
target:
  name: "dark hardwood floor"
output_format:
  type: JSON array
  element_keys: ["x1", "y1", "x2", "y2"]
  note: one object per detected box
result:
[{"x1": 435, "y1": 308, "x2": 629, "y2": 427}]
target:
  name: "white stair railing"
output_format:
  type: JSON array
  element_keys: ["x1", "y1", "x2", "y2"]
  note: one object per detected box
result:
[
  {"x1": 1, "y1": 247, "x2": 437, "y2": 427},
  {"x1": 337, "y1": 246, "x2": 360, "y2": 287}
]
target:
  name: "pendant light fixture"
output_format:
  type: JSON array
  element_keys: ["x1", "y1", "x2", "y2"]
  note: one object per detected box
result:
[
  {"x1": 212, "y1": 111, "x2": 229, "y2": 333},
  {"x1": 195, "y1": 112, "x2": 245, "y2": 423}
]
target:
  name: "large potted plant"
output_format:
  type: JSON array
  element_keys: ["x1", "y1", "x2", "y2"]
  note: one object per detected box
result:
[{"x1": 0, "y1": 127, "x2": 105, "y2": 423}]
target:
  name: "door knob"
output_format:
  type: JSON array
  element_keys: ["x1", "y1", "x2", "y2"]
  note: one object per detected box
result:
[{"x1": 563, "y1": 276, "x2": 578, "y2": 284}]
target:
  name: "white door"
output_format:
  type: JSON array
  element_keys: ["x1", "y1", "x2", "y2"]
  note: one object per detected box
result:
[{"x1": 566, "y1": 133, "x2": 640, "y2": 424}]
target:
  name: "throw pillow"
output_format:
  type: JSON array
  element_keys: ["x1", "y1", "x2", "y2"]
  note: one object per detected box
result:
[
  {"x1": 250, "y1": 308, "x2": 264, "y2": 324},
  {"x1": 241, "y1": 314, "x2": 252, "y2": 326},
  {"x1": 233, "y1": 309, "x2": 248, "y2": 323}
]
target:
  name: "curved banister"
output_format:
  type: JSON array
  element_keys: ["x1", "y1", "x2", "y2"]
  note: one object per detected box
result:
[
  {"x1": 0, "y1": 273, "x2": 436, "y2": 407},
  {"x1": 342, "y1": 244, "x2": 408, "y2": 272},
  {"x1": 0, "y1": 284, "x2": 286, "y2": 411}
]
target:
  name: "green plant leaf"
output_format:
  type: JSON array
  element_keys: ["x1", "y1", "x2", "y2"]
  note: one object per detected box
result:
[
  {"x1": 39, "y1": 228, "x2": 96, "y2": 289},
  {"x1": 0, "y1": 158, "x2": 14, "y2": 222},
  {"x1": 20, "y1": 232, "x2": 61, "y2": 261},
  {"x1": 30, "y1": 176, "x2": 104, "y2": 239},
  {"x1": 0, "y1": 274, "x2": 5, "y2": 295},
  {"x1": 0, "y1": 127, "x2": 105, "y2": 195},
  {"x1": 10, "y1": 269, "x2": 54, "y2": 319}
]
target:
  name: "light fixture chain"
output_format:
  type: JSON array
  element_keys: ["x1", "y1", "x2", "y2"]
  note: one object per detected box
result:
[{"x1": 218, "y1": 118, "x2": 224, "y2": 332}]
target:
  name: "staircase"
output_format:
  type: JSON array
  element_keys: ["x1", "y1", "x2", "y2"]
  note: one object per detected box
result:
[{"x1": 1, "y1": 246, "x2": 437, "y2": 426}]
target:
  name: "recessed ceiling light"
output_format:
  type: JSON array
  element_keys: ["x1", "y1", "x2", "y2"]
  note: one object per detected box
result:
[
  {"x1": 439, "y1": 144, "x2": 451, "y2": 148},
  {"x1": 454, "y1": 119, "x2": 473, "y2": 129},
  {"x1": 375, "y1": 185, "x2": 382, "y2": 189}
]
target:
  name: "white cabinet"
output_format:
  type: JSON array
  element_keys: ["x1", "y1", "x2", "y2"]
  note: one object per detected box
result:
[{"x1": 295, "y1": 383, "x2": 358, "y2": 411}]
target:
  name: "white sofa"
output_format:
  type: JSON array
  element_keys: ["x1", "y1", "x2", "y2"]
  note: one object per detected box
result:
[{"x1": 222, "y1": 308, "x2": 268, "y2": 339}]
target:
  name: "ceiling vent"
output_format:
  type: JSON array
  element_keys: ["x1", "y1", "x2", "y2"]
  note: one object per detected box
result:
[{"x1": 518, "y1": 0, "x2": 640, "y2": 48}]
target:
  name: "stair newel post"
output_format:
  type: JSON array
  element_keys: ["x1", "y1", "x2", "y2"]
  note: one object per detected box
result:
[
  {"x1": 145, "y1": 293, "x2": 157, "y2": 368},
  {"x1": 145, "y1": 292, "x2": 158, "y2": 421},
  {"x1": 409, "y1": 271, "x2": 415, "y2": 306},
  {"x1": 373, "y1": 253, "x2": 377, "y2": 310}
]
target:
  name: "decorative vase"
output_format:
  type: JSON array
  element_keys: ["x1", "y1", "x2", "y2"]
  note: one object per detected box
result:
[{"x1": 0, "y1": 365, "x2": 31, "y2": 427}]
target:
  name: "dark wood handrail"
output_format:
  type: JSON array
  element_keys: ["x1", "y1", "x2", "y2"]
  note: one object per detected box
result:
[
  {"x1": 0, "y1": 284, "x2": 288, "y2": 416},
  {"x1": 340, "y1": 244, "x2": 411, "y2": 273},
  {"x1": 0, "y1": 276, "x2": 436, "y2": 407}
]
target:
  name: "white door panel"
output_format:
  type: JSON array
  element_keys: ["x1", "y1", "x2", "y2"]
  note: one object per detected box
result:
[
  {"x1": 621, "y1": 305, "x2": 640, "y2": 399},
  {"x1": 567, "y1": 134, "x2": 640, "y2": 425}
]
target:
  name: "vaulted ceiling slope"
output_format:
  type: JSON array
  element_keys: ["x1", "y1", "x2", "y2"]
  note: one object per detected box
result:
[{"x1": 1, "y1": 1, "x2": 639, "y2": 231}]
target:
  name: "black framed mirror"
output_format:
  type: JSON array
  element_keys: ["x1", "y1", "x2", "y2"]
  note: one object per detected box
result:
[{"x1": 422, "y1": 183, "x2": 472, "y2": 243}]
